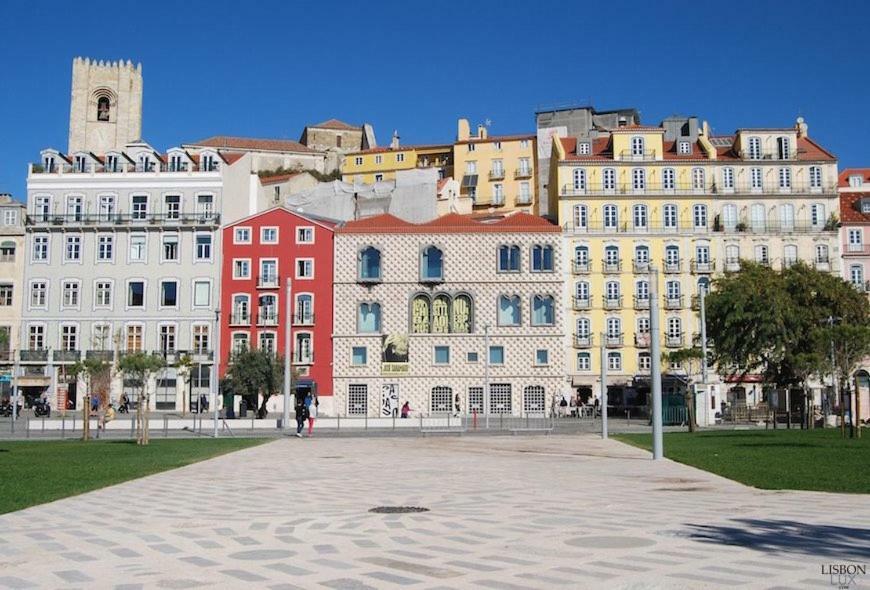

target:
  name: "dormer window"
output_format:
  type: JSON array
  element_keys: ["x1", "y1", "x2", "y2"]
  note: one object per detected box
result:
[
  {"x1": 137, "y1": 153, "x2": 152, "y2": 172},
  {"x1": 777, "y1": 136, "x2": 791, "y2": 159},
  {"x1": 631, "y1": 136, "x2": 645, "y2": 157},
  {"x1": 97, "y1": 96, "x2": 110, "y2": 121},
  {"x1": 201, "y1": 153, "x2": 218, "y2": 172},
  {"x1": 860, "y1": 199, "x2": 870, "y2": 214},
  {"x1": 105, "y1": 154, "x2": 119, "y2": 172},
  {"x1": 74, "y1": 155, "x2": 88, "y2": 173},
  {"x1": 169, "y1": 153, "x2": 185, "y2": 172},
  {"x1": 578, "y1": 142, "x2": 590, "y2": 155},
  {"x1": 42, "y1": 155, "x2": 56, "y2": 173},
  {"x1": 678, "y1": 141, "x2": 691, "y2": 155},
  {"x1": 748, "y1": 136, "x2": 761, "y2": 160},
  {"x1": 849, "y1": 175, "x2": 863, "y2": 188}
]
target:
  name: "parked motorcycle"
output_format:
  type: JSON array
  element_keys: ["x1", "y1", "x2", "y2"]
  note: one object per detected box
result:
[
  {"x1": 33, "y1": 399, "x2": 51, "y2": 418},
  {"x1": 0, "y1": 402, "x2": 12, "y2": 417}
]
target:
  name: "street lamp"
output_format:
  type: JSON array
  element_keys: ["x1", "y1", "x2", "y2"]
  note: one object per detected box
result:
[
  {"x1": 212, "y1": 309, "x2": 220, "y2": 438},
  {"x1": 649, "y1": 265, "x2": 664, "y2": 460}
]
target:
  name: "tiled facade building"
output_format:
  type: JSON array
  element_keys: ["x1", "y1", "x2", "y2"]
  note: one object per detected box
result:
[{"x1": 333, "y1": 213, "x2": 564, "y2": 417}]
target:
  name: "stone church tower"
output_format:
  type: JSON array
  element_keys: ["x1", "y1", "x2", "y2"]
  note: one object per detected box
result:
[{"x1": 67, "y1": 57, "x2": 143, "y2": 154}]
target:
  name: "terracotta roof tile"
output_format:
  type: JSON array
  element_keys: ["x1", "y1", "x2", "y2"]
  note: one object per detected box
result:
[
  {"x1": 337, "y1": 212, "x2": 559, "y2": 234},
  {"x1": 259, "y1": 172, "x2": 302, "y2": 185},
  {"x1": 455, "y1": 133, "x2": 535, "y2": 145},
  {"x1": 839, "y1": 168, "x2": 870, "y2": 187},
  {"x1": 310, "y1": 118, "x2": 359, "y2": 130},
  {"x1": 189, "y1": 136, "x2": 315, "y2": 153},
  {"x1": 840, "y1": 193, "x2": 870, "y2": 224}
]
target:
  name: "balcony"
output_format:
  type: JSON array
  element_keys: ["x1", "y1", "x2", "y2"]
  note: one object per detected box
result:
[
  {"x1": 293, "y1": 352, "x2": 314, "y2": 364},
  {"x1": 293, "y1": 312, "x2": 315, "y2": 326},
  {"x1": 691, "y1": 259, "x2": 715, "y2": 274},
  {"x1": 190, "y1": 350, "x2": 215, "y2": 362},
  {"x1": 572, "y1": 297, "x2": 591, "y2": 311},
  {"x1": 603, "y1": 295, "x2": 623, "y2": 310},
  {"x1": 572, "y1": 260, "x2": 591, "y2": 274},
  {"x1": 25, "y1": 212, "x2": 221, "y2": 228},
  {"x1": 560, "y1": 180, "x2": 836, "y2": 198},
  {"x1": 515, "y1": 194, "x2": 533, "y2": 206},
  {"x1": 854, "y1": 280, "x2": 870, "y2": 293},
  {"x1": 563, "y1": 220, "x2": 711, "y2": 235},
  {"x1": 514, "y1": 168, "x2": 533, "y2": 179},
  {"x1": 488, "y1": 169, "x2": 506, "y2": 181},
  {"x1": 616, "y1": 149, "x2": 657, "y2": 161},
  {"x1": 725, "y1": 258, "x2": 741, "y2": 272},
  {"x1": 692, "y1": 333, "x2": 713, "y2": 348},
  {"x1": 666, "y1": 334, "x2": 684, "y2": 348},
  {"x1": 53, "y1": 350, "x2": 81, "y2": 363},
  {"x1": 602, "y1": 259, "x2": 622, "y2": 274},
  {"x1": 664, "y1": 295, "x2": 684, "y2": 310},
  {"x1": 20, "y1": 350, "x2": 48, "y2": 362},
  {"x1": 712, "y1": 219, "x2": 836, "y2": 235},
  {"x1": 257, "y1": 311, "x2": 279, "y2": 326},
  {"x1": 632, "y1": 259, "x2": 650, "y2": 273},
  {"x1": 30, "y1": 161, "x2": 220, "y2": 175},
  {"x1": 229, "y1": 313, "x2": 251, "y2": 326},
  {"x1": 780, "y1": 259, "x2": 799, "y2": 270},
  {"x1": 633, "y1": 296, "x2": 650, "y2": 310},
  {"x1": 663, "y1": 260, "x2": 682, "y2": 274},
  {"x1": 0, "y1": 350, "x2": 12, "y2": 362},
  {"x1": 257, "y1": 275, "x2": 280, "y2": 289},
  {"x1": 605, "y1": 334, "x2": 623, "y2": 348},
  {"x1": 86, "y1": 350, "x2": 113, "y2": 362},
  {"x1": 634, "y1": 333, "x2": 651, "y2": 348},
  {"x1": 843, "y1": 243, "x2": 870, "y2": 256},
  {"x1": 573, "y1": 334, "x2": 594, "y2": 348}
]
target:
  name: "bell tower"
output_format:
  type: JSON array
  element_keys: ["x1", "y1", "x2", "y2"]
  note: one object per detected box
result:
[{"x1": 67, "y1": 57, "x2": 143, "y2": 154}]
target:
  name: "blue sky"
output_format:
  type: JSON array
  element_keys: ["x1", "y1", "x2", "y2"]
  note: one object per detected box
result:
[{"x1": 2, "y1": 0, "x2": 869, "y2": 198}]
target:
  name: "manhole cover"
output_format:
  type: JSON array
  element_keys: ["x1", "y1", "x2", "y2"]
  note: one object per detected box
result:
[{"x1": 369, "y1": 506, "x2": 429, "y2": 514}]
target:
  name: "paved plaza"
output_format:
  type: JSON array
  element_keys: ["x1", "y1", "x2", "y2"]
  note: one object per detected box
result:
[{"x1": 1, "y1": 435, "x2": 868, "y2": 589}]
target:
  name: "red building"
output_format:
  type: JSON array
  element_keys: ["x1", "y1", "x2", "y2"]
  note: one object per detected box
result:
[{"x1": 220, "y1": 207, "x2": 335, "y2": 411}]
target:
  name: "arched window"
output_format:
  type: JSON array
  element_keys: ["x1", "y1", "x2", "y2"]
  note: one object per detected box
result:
[
  {"x1": 232, "y1": 294, "x2": 250, "y2": 323},
  {"x1": 531, "y1": 295, "x2": 555, "y2": 326},
  {"x1": 783, "y1": 244, "x2": 798, "y2": 267},
  {"x1": 359, "y1": 246, "x2": 381, "y2": 281},
  {"x1": 632, "y1": 168, "x2": 646, "y2": 190},
  {"x1": 259, "y1": 294, "x2": 278, "y2": 324},
  {"x1": 421, "y1": 246, "x2": 443, "y2": 281},
  {"x1": 662, "y1": 168, "x2": 676, "y2": 190},
  {"x1": 631, "y1": 136, "x2": 645, "y2": 156},
  {"x1": 573, "y1": 204, "x2": 588, "y2": 230},
  {"x1": 576, "y1": 317, "x2": 591, "y2": 337},
  {"x1": 634, "y1": 245, "x2": 649, "y2": 265},
  {"x1": 665, "y1": 244, "x2": 680, "y2": 266},
  {"x1": 452, "y1": 294, "x2": 473, "y2": 334},
  {"x1": 603, "y1": 204, "x2": 618, "y2": 229},
  {"x1": 411, "y1": 294, "x2": 431, "y2": 334},
  {"x1": 697, "y1": 277, "x2": 711, "y2": 294},
  {"x1": 692, "y1": 168, "x2": 705, "y2": 190},
  {"x1": 721, "y1": 204, "x2": 738, "y2": 230},
  {"x1": 575, "y1": 281, "x2": 589, "y2": 300},
  {"x1": 358, "y1": 302, "x2": 381, "y2": 333},
  {"x1": 498, "y1": 245, "x2": 520, "y2": 272},
  {"x1": 633, "y1": 204, "x2": 648, "y2": 229},
  {"x1": 498, "y1": 295, "x2": 521, "y2": 326},
  {"x1": 777, "y1": 136, "x2": 791, "y2": 159},
  {"x1": 574, "y1": 245, "x2": 589, "y2": 265},
  {"x1": 666, "y1": 280, "x2": 681, "y2": 299},
  {"x1": 572, "y1": 168, "x2": 587, "y2": 191},
  {"x1": 693, "y1": 204, "x2": 708, "y2": 228},
  {"x1": 809, "y1": 166, "x2": 823, "y2": 189},
  {"x1": 635, "y1": 280, "x2": 649, "y2": 300},
  {"x1": 748, "y1": 136, "x2": 762, "y2": 160},
  {"x1": 815, "y1": 244, "x2": 829, "y2": 264},
  {"x1": 97, "y1": 96, "x2": 110, "y2": 121},
  {"x1": 604, "y1": 245, "x2": 620, "y2": 266},
  {"x1": 294, "y1": 293, "x2": 312, "y2": 324},
  {"x1": 605, "y1": 281, "x2": 620, "y2": 304},
  {"x1": 780, "y1": 204, "x2": 795, "y2": 230},
  {"x1": 432, "y1": 294, "x2": 451, "y2": 334},
  {"x1": 531, "y1": 245, "x2": 554, "y2": 272},
  {"x1": 602, "y1": 168, "x2": 616, "y2": 191},
  {"x1": 750, "y1": 203, "x2": 766, "y2": 231},
  {"x1": 606, "y1": 317, "x2": 621, "y2": 338},
  {"x1": 667, "y1": 317, "x2": 682, "y2": 338}
]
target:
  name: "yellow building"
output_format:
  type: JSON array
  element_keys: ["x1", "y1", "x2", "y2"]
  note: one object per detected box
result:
[
  {"x1": 341, "y1": 133, "x2": 453, "y2": 184},
  {"x1": 550, "y1": 119, "x2": 717, "y2": 403},
  {"x1": 453, "y1": 119, "x2": 539, "y2": 214}
]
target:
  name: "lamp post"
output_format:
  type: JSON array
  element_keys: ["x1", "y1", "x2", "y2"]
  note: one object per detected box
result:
[
  {"x1": 484, "y1": 323, "x2": 490, "y2": 428},
  {"x1": 649, "y1": 266, "x2": 664, "y2": 460},
  {"x1": 599, "y1": 332, "x2": 607, "y2": 439},
  {"x1": 282, "y1": 278, "x2": 293, "y2": 431},
  {"x1": 212, "y1": 309, "x2": 220, "y2": 438}
]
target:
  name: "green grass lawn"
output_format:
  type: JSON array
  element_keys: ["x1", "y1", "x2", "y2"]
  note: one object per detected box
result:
[
  {"x1": 615, "y1": 429, "x2": 870, "y2": 493},
  {"x1": 0, "y1": 438, "x2": 267, "y2": 514}
]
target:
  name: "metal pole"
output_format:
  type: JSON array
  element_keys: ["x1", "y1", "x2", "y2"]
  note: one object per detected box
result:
[
  {"x1": 213, "y1": 309, "x2": 220, "y2": 438},
  {"x1": 599, "y1": 332, "x2": 607, "y2": 439},
  {"x1": 282, "y1": 278, "x2": 292, "y2": 431},
  {"x1": 700, "y1": 288, "x2": 708, "y2": 384},
  {"x1": 11, "y1": 352, "x2": 20, "y2": 424},
  {"x1": 649, "y1": 266, "x2": 664, "y2": 460},
  {"x1": 829, "y1": 317, "x2": 838, "y2": 432},
  {"x1": 484, "y1": 324, "x2": 490, "y2": 429}
]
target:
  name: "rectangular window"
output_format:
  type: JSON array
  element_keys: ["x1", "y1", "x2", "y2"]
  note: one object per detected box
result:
[
  {"x1": 196, "y1": 195, "x2": 214, "y2": 216},
  {"x1": 348, "y1": 384, "x2": 368, "y2": 415},
  {"x1": 233, "y1": 259, "x2": 251, "y2": 279},
  {"x1": 61, "y1": 281, "x2": 79, "y2": 308},
  {"x1": 30, "y1": 281, "x2": 47, "y2": 308},
  {"x1": 129, "y1": 234, "x2": 146, "y2": 262},
  {"x1": 468, "y1": 387, "x2": 484, "y2": 413},
  {"x1": 261, "y1": 227, "x2": 278, "y2": 244},
  {"x1": 354, "y1": 156, "x2": 363, "y2": 166},
  {"x1": 92, "y1": 324, "x2": 111, "y2": 350},
  {"x1": 296, "y1": 259, "x2": 314, "y2": 278},
  {"x1": 577, "y1": 352, "x2": 591, "y2": 371},
  {"x1": 351, "y1": 346, "x2": 367, "y2": 366},
  {"x1": 95, "y1": 281, "x2": 112, "y2": 307},
  {"x1": 28, "y1": 325, "x2": 45, "y2": 350},
  {"x1": 32, "y1": 235, "x2": 49, "y2": 261},
  {"x1": 164, "y1": 195, "x2": 181, "y2": 220},
  {"x1": 489, "y1": 345, "x2": 505, "y2": 365},
  {"x1": 131, "y1": 195, "x2": 148, "y2": 220},
  {"x1": 193, "y1": 325, "x2": 210, "y2": 353},
  {"x1": 396, "y1": 153, "x2": 405, "y2": 162},
  {"x1": 3, "y1": 210, "x2": 17, "y2": 225},
  {"x1": 100, "y1": 195, "x2": 116, "y2": 219},
  {"x1": 159, "y1": 325, "x2": 176, "y2": 353},
  {"x1": 61, "y1": 325, "x2": 78, "y2": 351},
  {"x1": 296, "y1": 227, "x2": 314, "y2": 244},
  {"x1": 128, "y1": 281, "x2": 145, "y2": 307},
  {"x1": 97, "y1": 235, "x2": 113, "y2": 261},
  {"x1": 195, "y1": 234, "x2": 212, "y2": 260},
  {"x1": 535, "y1": 349, "x2": 549, "y2": 365},
  {"x1": 160, "y1": 281, "x2": 178, "y2": 307},
  {"x1": 0, "y1": 284, "x2": 12, "y2": 306},
  {"x1": 65, "y1": 235, "x2": 81, "y2": 261},
  {"x1": 467, "y1": 351, "x2": 479, "y2": 363},
  {"x1": 234, "y1": 227, "x2": 251, "y2": 244},
  {"x1": 160, "y1": 234, "x2": 179, "y2": 261},
  {"x1": 193, "y1": 281, "x2": 210, "y2": 307},
  {"x1": 433, "y1": 346, "x2": 450, "y2": 365},
  {"x1": 126, "y1": 325, "x2": 143, "y2": 352},
  {"x1": 489, "y1": 383, "x2": 512, "y2": 414}
]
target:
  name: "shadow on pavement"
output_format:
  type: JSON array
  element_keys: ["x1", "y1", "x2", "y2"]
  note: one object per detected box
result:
[{"x1": 683, "y1": 518, "x2": 870, "y2": 559}]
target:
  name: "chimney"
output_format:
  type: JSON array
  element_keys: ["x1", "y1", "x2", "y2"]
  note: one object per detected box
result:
[
  {"x1": 477, "y1": 124, "x2": 488, "y2": 140},
  {"x1": 390, "y1": 130, "x2": 400, "y2": 150},
  {"x1": 457, "y1": 118, "x2": 471, "y2": 141},
  {"x1": 796, "y1": 116, "x2": 808, "y2": 138}
]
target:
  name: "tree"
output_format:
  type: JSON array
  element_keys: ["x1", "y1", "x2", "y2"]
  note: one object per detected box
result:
[
  {"x1": 662, "y1": 347, "x2": 705, "y2": 432},
  {"x1": 223, "y1": 349, "x2": 284, "y2": 418},
  {"x1": 706, "y1": 261, "x2": 870, "y2": 430},
  {"x1": 117, "y1": 352, "x2": 165, "y2": 445}
]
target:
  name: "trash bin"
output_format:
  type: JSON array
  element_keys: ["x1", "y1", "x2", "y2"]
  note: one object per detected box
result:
[{"x1": 239, "y1": 400, "x2": 248, "y2": 418}]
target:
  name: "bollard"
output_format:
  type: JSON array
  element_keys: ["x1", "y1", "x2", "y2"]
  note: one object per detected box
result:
[
  {"x1": 365, "y1": 412, "x2": 368, "y2": 431},
  {"x1": 336, "y1": 414, "x2": 340, "y2": 434},
  {"x1": 42, "y1": 417, "x2": 45, "y2": 433},
  {"x1": 447, "y1": 413, "x2": 451, "y2": 430},
  {"x1": 25, "y1": 416, "x2": 30, "y2": 439},
  {"x1": 164, "y1": 415, "x2": 168, "y2": 438},
  {"x1": 130, "y1": 414, "x2": 135, "y2": 438},
  {"x1": 61, "y1": 416, "x2": 65, "y2": 439},
  {"x1": 473, "y1": 410, "x2": 478, "y2": 430}
]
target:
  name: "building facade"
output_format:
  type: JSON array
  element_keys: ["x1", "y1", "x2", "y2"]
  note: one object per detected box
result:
[
  {"x1": 550, "y1": 116, "x2": 839, "y2": 408},
  {"x1": 839, "y1": 168, "x2": 870, "y2": 293},
  {"x1": 220, "y1": 208, "x2": 335, "y2": 414},
  {"x1": 341, "y1": 135, "x2": 454, "y2": 185},
  {"x1": 333, "y1": 213, "x2": 564, "y2": 417},
  {"x1": 0, "y1": 195, "x2": 26, "y2": 398},
  {"x1": 22, "y1": 142, "x2": 225, "y2": 410}
]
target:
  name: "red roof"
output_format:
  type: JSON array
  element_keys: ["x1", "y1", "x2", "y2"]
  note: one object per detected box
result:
[
  {"x1": 348, "y1": 142, "x2": 451, "y2": 156},
  {"x1": 559, "y1": 137, "x2": 613, "y2": 161},
  {"x1": 609, "y1": 124, "x2": 664, "y2": 132},
  {"x1": 188, "y1": 136, "x2": 315, "y2": 153},
  {"x1": 456, "y1": 133, "x2": 535, "y2": 145},
  {"x1": 337, "y1": 212, "x2": 559, "y2": 234},
  {"x1": 259, "y1": 172, "x2": 303, "y2": 185},
  {"x1": 839, "y1": 168, "x2": 870, "y2": 187},
  {"x1": 840, "y1": 193, "x2": 870, "y2": 224},
  {"x1": 309, "y1": 119, "x2": 358, "y2": 131}
]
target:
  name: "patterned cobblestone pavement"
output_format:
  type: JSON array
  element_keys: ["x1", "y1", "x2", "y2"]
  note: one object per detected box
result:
[{"x1": 1, "y1": 435, "x2": 868, "y2": 589}]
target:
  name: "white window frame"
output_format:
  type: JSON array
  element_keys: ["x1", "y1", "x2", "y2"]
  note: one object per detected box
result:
[
  {"x1": 233, "y1": 258, "x2": 252, "y2": 279},
  {"x1": 28, "y1": 280, "x2": 48, "y2": 310},
  {"x1": 233, "y1": 227, "x2": 252, "y2": 244},
  {"x1": 128, "y1": 233, "x2": 147, "y2": 264},
  {"x1": 192, "y1": 279, "x2": 212, "y2": 309},
  {"x1": 159, "y1": 279, "x2": 180, "y2": 310},
  {"x1": 296, "y1": 226, "x2": 315, "y2": 244},
  {"x1": 295, "y1": 258, "x2": 315, "y2": 279},
  {"x1": 93, "y1": 279, "x2": 113, "y2": 310},
  {"x1": 126, "y1": 279, "x2": 147, "y2": 310},
  {"x1": 31, "y1": 234, "x2": 49, "y2": 263}
]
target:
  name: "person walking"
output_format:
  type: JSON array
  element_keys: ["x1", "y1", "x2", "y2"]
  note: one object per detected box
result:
[
  {"x1": 294, "y1": 392, "x2": 309, "y2": 438},
  {"x1": 401, "y1": 401, "x2": 411, "y2": 419},
  {"x1": 306, "y1": 391, "x2": 319, "y2": 436}
]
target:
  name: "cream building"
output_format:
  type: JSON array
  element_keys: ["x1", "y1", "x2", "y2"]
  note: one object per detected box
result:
[
  {"x1": 333, "y1": 212, "x2": 564, "y2": 417},
  {"x1": 0, "y1": 195, "x2": 26, "y2": 398}
]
